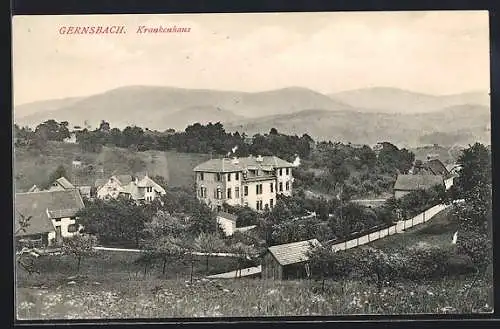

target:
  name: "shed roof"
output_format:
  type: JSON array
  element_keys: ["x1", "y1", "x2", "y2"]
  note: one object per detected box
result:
[
  {"x1": 394, "y1": 174, "x2": 444, "y2": 191},
  {"x1": 267, "y1": 239, "x2": 321, "y2": 266},
  {"x1": 14, "y1": 189, "x2": 85, "y2": 236},
  {"x1": 194, "y1": 155, "x2": 293, "y2": 173}
]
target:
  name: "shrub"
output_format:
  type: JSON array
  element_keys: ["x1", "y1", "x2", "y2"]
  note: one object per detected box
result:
[{"x1": 402, "y1": 245, "x2": 455, "y2": 280}]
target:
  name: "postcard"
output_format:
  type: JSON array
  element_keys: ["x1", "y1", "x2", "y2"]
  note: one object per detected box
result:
[{"x1": 12, "y1": 11, "x2": 492, "y2": 320}]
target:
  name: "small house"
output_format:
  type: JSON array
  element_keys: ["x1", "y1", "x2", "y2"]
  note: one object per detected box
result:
[
  {"x1": 216, "y1": 212, "x2": 237, "y2": 236},
  {"x1": 393, "y1": 174, "x2": 444, "y2": 199},
  {"x1": 216, "y1": 211, "x2": 257, "y2": 236},
  {"x1": 96, "y1": 174, "x2": 166, "y2": 203},
  {"x1": 15, "y1": 189, "x2": 85, "y2": 248},
  {"x1": 262, "y1": 239, "x2": 321, "y2": 280}
]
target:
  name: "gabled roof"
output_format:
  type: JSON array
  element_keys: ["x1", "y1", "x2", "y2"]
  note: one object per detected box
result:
[
  {"x1": 55, "y1": 177, "x2": 75, "y2": 189},
  {"x1": 136, "y1": 176, "x2": 166, "y2": 194},
  {"x1": 14, "y1": 189, "x2": 85, "y2": 237},
  {"x1": 423, "y1": 159, "x2": 449, "y2": 176},
  {"x1": 194, "y1": 156, "x2": 294, "y2": 173},
  {"x1": 112, "y1": 175, "x2": 133, "y2": 185},
  {"x1": 267, "y1": 239, "x2": 321, "y2": 266},
  {"x1": 394, "y1": 174, "x2": 444, "y2": 191}
]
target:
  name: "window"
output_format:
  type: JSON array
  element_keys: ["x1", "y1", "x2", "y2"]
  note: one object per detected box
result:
[
  {"x1": 235, "y1": 187, "x2": 240, "y2": 198},
  {"x1": 67, "y1": 224, "x2": 78, "y2": 233},
  {"x1": 216, "y1": 173, "x2": 221, "y2": 181},
  {"x1": 256, "y1": 184, "x2": 263, "y2": 195},
  {"x1": 199, "y1": 186, "x2": 207, "y2": 198},
  {"x1": 227, "y1": 173, "x2": 231, "y2": 182},
  {"x1": 270, "y1": 183, "x2": 274, "y2": 193},
  {"x1": 235, "y1": 172, "x2": 239, "y2": 180},
  {"x1": 286, "y1": 168, "x2": 290, "y2": 175},
  {"x1": 279, "y1": 169, "x2": 283, "y2": 176},
  {"x1": 279, "y1": 182, "x2": 283, "y2": 192},
  {"x1": 146, "y1": 187, "x2": 153, "y2": 193},
  {"x1": 256, "y1": 200, "x2": 263, "y2": 211},
  {"x1": 286, "y1": 181, "x2": 290, "y2": 191},
  {"x1": 200, "y1": 172, "x2": 204, "y2": 180},
  {"x1": 244, "y1": 186, "x2": 248, "y2": 196},
  {"x1": 227, "y1": 188, "x2": 232, "y2": 199},
  {"x1": 216, "y1": 187, "x2": 222, "y2": 199},
  {"x1": 270, "y1": 199, "x2": 274, "y2": 208}
]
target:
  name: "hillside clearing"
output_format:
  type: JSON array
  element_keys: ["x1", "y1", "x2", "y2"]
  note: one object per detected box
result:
[{"x1": 14, "y1": 142, "x2": 210, "y2": 191}]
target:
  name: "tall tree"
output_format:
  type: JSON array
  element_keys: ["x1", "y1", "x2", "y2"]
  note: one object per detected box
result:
[
  {"x1": 62, "y1": 233, "x2": 98, "y2": 272},
  {"x1": 141, "y1": 211, "x2": 190, "y2": 276},
  {"x1": 193, "y1": 232, "x2": 227, "y2": 273}
]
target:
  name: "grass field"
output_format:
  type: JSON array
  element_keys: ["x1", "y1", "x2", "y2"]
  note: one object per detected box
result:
[
  {"x1": 16, "y1": 275, "x2": 492, "y2": 319},
  {"x1": 372, "y1": 207, "x2": 458, "y2": 252},
  {"x1": 13, "y1": 142, "x2": 211, "y2": 191},
  {"x1": 15, "y1": 209, "x2": 493, "y2": 319}
]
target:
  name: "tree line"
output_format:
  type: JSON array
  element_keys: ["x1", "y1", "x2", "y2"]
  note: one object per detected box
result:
[{"x1": 15, "y1": 119, "x2": 417, "y2": 198}]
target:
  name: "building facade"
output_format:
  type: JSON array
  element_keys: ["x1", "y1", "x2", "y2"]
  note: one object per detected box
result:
[
  {"x1": 193, "y1": 155, "x2": 294, "y2": 212},
  {"x1": 95, "y1": 174, "x2": 166, "y2": 202},
  {"x1": 15, "y1": 189, "x2": 85, "y2": 248}
]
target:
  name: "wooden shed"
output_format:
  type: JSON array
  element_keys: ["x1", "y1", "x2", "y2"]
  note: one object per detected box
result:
[{"x1": 262, "y1": 239, "x2": 321, "y2": 280}]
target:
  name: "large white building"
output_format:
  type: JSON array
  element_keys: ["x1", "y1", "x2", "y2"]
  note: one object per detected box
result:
[{"x1": 193, "y1": 155, "x2": 294, "y2": 212}]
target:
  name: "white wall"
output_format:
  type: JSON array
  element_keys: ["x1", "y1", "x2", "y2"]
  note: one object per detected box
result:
[
  {"x1": 217, "y1": 216, "x2": 236, "y2": 236},
  {"x1": 242, "y1": 179, "x2": 276, "y2": 211},
  {"x1": 48, "y1": 217, "x2": 79, "y2": 245},
  {"x1": 97, "y1": 180, "x2": 122, "y2": 199},
  {"x1": 225, "y1": 172, "x2": 243, "y2": 207},
  {"x1": 276, "y1": 167, "x2": 293, "y2": 196}
]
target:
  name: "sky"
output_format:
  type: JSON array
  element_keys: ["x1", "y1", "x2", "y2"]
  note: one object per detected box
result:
[{"x1": 12, "y1": 11, "x2": 490, "y2": 105}]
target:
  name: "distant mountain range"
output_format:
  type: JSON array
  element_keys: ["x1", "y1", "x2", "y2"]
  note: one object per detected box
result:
[
  {"x1": 329, "y1": 87, "x2": 490, "y2": 113},
  {"x1": 14, "y1": 85, "x2": 490, "y2": 147}
]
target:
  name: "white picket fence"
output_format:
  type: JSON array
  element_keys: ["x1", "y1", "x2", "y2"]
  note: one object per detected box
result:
[{"x1": 330, "y1": 203, "x2": 451, "y2": 252}]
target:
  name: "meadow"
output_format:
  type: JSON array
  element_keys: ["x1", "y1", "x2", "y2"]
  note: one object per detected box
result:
[
  {"x1": 16, "y1": 275, "x2": 492, "y2": 319},
  {"x1": 13, "y1": 141, "x2": 211, "y2": 191},
  {"x1": 15, "y1": 209, "x2": 493, "y2": 319}
]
